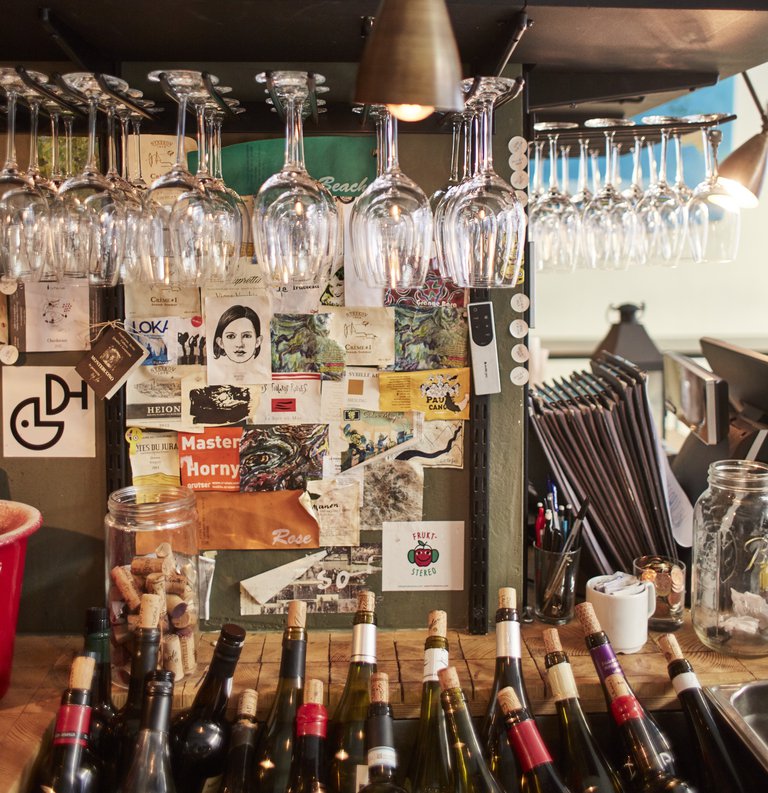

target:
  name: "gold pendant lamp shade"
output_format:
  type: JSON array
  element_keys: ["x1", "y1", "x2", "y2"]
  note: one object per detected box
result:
[{"x1": 355, "y1": 0, "x2": 464, "y2": 122}]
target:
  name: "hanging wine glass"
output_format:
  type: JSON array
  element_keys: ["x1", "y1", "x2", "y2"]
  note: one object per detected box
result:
[
  {"x1": 529, "y1": 139, "x2": 546, "y2": 207},
  {"x1": 57, "y1": 73, "x2": 128, "y2": 286},
  {"x1": 582, "y1": 118, "x2": 644, "y2": 270},
  {"x1": 687, "y1": 125, "x2": 740, "y2": 264},
  {"x1": 570, "y1": 135, "x2": 592, "y2": 270},
  {"x1": 529, "y1": 122, "x2": 579, "y2": 273},
  {"x1": 589, "y1": 147, "x2": 602, "y2": 194},
  {"x1": 252, "y1": 71, "x2": 338, "y2": 286},
  {"x1": 430, "y1": 116, "x2": 463, "y2": 212},
  {"x1": 350, "y1": 106, "x2": 432, "y2": 290},
  {"x1": 636, "y1": 116, "x2": 686, "y2": 267},
  {"x1": 622, "y1": 132, "x2": 646, "y2": 206},
  {"x1": 440, "y1": 76, "x2": 526, "y2": 288}
]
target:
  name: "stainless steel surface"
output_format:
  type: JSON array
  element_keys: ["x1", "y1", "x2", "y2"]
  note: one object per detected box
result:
[{"x1": 707, "y1": 681, "x2": 768, "y2": 773}]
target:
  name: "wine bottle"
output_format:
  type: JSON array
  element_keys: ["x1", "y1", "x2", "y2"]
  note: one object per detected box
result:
[
  {"x1": 83, "y1": 606, "x2": 117, "y2": 762},
  {"x1": 287, "y1": 679, "x2": 328, "y2": 793},
  {"x1": 328, "y1": 591, "x2": 378, "y2": 793},
  {"x1": 219, "y1": 689, "x2": 259, "y2": 793},
  {"x1": 438, "y1": 666, "x2": 504, "y2": 793},
  {"x1": 574, "y1": 602, "x2": 676, "y2": 783},
  {"x1": 109, "y1": 594, "x2": 163, "y2": 786},
  {"x1": 170, "y1": 623, "x2": 247, "y2": 793},
  {"x1": 480, "y1": 587, "x2": 530, "y2": 793},
  {"x1": 254, "y1": 601, "x2": 307, "y2": 793},
  {"x1": 119, "y1": 670, "x2": 176, "y2": 793},
  {"x1": 359, "y1": 673, "x2": 406, "y2": 793},
  {"x1": 497, "y1": 686, "x2": 572, "y2": 793},
  {"x1": 405, "y1": 610, "x2": 452, "y2": 793},
  {"x1": 658, "y1": 633, "x2": 747, "y2": 793},
  {"x1": 33, "y1": 656, "x2": 97, "y2": 793},
  {"x1": 541, "y1": 629, "x2": 626, "y2": 793},
  {"x1": 603, "y1": 673, "x2": 696, "y2": 792}
]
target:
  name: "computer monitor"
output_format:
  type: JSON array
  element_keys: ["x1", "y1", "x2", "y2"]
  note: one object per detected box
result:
[{"x1": 700, "y1": 337, "x2": 768, "y2": 421}]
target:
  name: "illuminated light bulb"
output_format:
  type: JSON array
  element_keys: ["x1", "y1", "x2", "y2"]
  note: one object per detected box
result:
[{"x1": 387, "y1": 103, "x2": 435, "y2": 123}]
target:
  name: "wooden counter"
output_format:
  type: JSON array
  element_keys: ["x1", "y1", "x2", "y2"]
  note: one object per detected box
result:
[{"x1": 2, "y1": 614, "x2": 767, "y2": 791}]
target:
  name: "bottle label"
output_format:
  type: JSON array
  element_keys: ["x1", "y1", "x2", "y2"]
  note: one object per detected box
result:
[
  {"x1": 368, "y1": 746, "x2": 397, "y2": 769},
  {"x1": 496, "y1": 620, "x2": 522, "y2": 658},
  {"x1": 507, "y1": 719, "x2": 553, "y2": 772},
  {"x1": 200, "y1": 775, "x2": 223, "y2": 793},
  {"x1": 423, "y1": 647, "x2": 449, "y2": 682},
  {"x1": 589, "y1": 643, "x2": 622, "y2": 684},
  {"x1": 547, "y1": 662, "x2": 579, "y2": 701},
  {"x1": 296, "y1": 702, "x2": 328, "y2": 738},
  {"x1": 52, "y1": 704, "x2": 91, "y2": 747},
  {"x1": 351, "y1": 623, "x2": 376, "y2": 664},
  {"x1": 609, "y1": 694, "x2": 645, "y2": 725},
  {"x1": 672, "y1": 672, "x2": 702, "y2": 695},
  {"x1": 355, "y1": 764, "x2": 370, "y2": 791}
]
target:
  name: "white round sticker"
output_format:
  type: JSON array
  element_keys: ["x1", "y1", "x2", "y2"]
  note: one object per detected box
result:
[
  {"x1": 509, "y1": 319, "x2": 529, "y2": 339},
  {"x1": 510, "y1": 293, "x2": 530, "y2": 313},
  {"x1": 515, "y1": 190, "x2": 529, "y2": 207},
  {"x1": 0, "y1": 277, "x2": 18, "y2": 295},
  {"x1": 510, "y1": 366, "x2": 530, "y2": 386},
  {"x1": 0, "y1": 345, "x2": 19, "y2": 365},
  {"x1": 508, "y1": 136, "x2": 527, "y2": 155},
  {"x1": 509, "y1": 170, "x2": 528, "y2": 189},
  {"x1": 508, "y1": 152, "x2": 528, "y2": 171},
  {"x1": 511, "y1": 344, "x2": 530, "y2": 363}
]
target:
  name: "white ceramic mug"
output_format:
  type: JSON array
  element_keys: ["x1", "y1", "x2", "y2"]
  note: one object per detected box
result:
[{"x1": 586, "y1": 574, "x2": 657, "y2": 653}]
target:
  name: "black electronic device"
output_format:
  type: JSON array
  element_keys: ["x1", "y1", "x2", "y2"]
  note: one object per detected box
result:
[{"x1": 700, "y1": 336, "x2": 768, "y2": 421}]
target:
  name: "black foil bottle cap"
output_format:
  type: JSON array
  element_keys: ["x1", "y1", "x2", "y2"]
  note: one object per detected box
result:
[
  {"x1": 215, "y1": 623, "x2": 247, "y2": 659},
  {"x1": 145, "y1": 670, "x2": 175, "y2": 697},
  {"x1": 85, "y1": 606, "x2": 110, "y2": 634}
]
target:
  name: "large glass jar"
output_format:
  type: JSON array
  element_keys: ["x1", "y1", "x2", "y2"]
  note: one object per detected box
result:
[
  {"x1": 692, "y1": 460, "x2": 768, "y2": 656},
  {"x1": 106, "y1": 485, "x2": 200, "y2": 685}
]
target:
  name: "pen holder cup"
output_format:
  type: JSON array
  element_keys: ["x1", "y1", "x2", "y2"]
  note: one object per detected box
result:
[{"x1": 534, "y1": 544, "x2": 581, "y2": 624}]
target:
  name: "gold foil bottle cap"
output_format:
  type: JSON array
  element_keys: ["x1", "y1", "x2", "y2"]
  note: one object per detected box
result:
[
  {"x1": 497, "y1": 685, "x2": 522, "y2": 714},
  {"x1": 371, "y1": 672, "x2": 389, "y2": 703},
  {"x1": 288, "y1": 600, "x2": 307, "y2": 628},
  {"x1": 357, "y1": 591, "x2": 376, "y2": 613},
  {"x1": 438, "y1": 666, "x2": 460, "y2": 691},
  {"x1": 575, "y1": 601, "x2": 602, "y2": 635},
  {"x1": 238, "y1": 688, "x2": 258, "y2": 718},
  {"x1": 138, "y1": 594, "x2": 163, "y2": 628},
  {"x1": 498, "y1": 587, "x2": 517, "y2": 610},
  {"x1": 428, "y1": 610, "x2": 447, "y2": 638},
  {"x1": 542, "y1": 628, "x2": 563, "y2": 654},
  {"x1": 70, "y1": 655, "x2": 96, "y2": 690},
  {"x1": 305, "y1": 678, "x2": 324, "y2": 704},
  {"x1": 658, "y1": 633, "x2": 684, "y2": 663}
]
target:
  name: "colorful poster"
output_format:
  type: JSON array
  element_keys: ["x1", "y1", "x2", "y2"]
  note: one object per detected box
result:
[
  {"x1": 127, "y1": 316, "x2": 206, "y2": 366},
  {"x1": 382, "y1": 520, "x2": 464, "y2": 591},
  {"x1": 239, "y1": 544, "x2": 381, "y2": 616},
  {"x1": 179, "y1": 427, "x2": 243, "y2": 491},
  {"x1": 205, "y1": 292, "x2": 272, "y2": 386},
  {"x1": 126, "y1": 428, "x2": 180, "y2": 487},
  {"x1": 196, "y1": 491, "x2": 320, "y2": 550},
  {"x1": 396, "y1": 420, "x2": 464, "y2": 468},
  {"x1": 181, "y1": 371, "x2": 256, "y2": 428},
  {"x1": 339, "y1": 409, "x2": 421, "y2": 471},
  {"x1": 379, "y1": 368, "x2": 471, "y2": 420},
  {"x1": 384, "y1": 271, "x2": 466, "y2": 308},
  {"x1": 10, "y1": 281, "x2": 91, "y2": 352},
  {"x1": 360, "y1": 459, "x2": 424, "y2": 532},
  {"x1": 393, "y1": 306, "x2": 468, "y2": 371},
  {"x1": 320, "y1": 367, "x2": 381, "y2": 423},
  {"x1": 240, "y1": 424, "x2": 328, "y2": 491},
  {"x1": 126, "y1": 364, "x2": 203, "y2": 429},
  {"x1": 2, "y1": 366, "x2": 95, "y2": 458},
  {"x1": 332, "y1": 307, "x2": 395, "y2": 366},
  {"x1": 271, "y1": 313, "x2": 345, "y2": 381},
  {"x1": 250, "y1": 373, "x2": 323, "y2": 425},
  {"x1": 306, "y1": 477, "x2": 362, "y2": 546}
]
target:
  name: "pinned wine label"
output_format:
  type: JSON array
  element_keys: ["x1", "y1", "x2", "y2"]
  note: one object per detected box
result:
[
  {"x1": 496, "y1": 620, "x2": 522, "y2": 659},
  {"x1": 423, "y1": 647, "x2": 450, "y2": 682},
  {"x1": 672, "y1": 671, "x2": 701, "y2": 694},
  {"x1": 547, "y1": 662, "x2": 579, "y2": 701}
]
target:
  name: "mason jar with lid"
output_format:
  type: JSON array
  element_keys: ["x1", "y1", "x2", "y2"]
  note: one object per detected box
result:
[
  {"x1": 691, "y1": 459, "x2": 768, "y2": 656},
  {"x1": 105, "y1": 485, "x2": 200, "y2": 685}
]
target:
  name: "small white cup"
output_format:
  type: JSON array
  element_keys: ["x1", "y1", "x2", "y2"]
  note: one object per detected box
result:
[{"x1": 586, "y1": 574, "x2": 657, "y2": 653}]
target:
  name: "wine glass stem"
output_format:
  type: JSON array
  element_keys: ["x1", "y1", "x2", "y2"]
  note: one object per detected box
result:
[
  {"x1": 173, "y1": 94, "x2": 189, "y2": 171},
  {"x1": 194, "y1": 103, "x2": 209, "y2": 178},
  {"x1": 471, "y1": 113, "x2": 481, "y2": 175},
  {"x1": 533, "y1": 140, "x2": 544, "y2": 195},
  {"x1": 700, "y1": 128, "x2": 712, "y2": 180},
  {"x1": 375, "y1": 114, "x2": 384, "y2": 177},
  {"x1": 448, "y1": 119, "x2": 461, "y2": 182},
  {"x1": 708, "y1": 130, "x2": 721, "y2": 181},
  {"x1": 461, "y1": 116, "x2": 472, "y2": 180},
  {"x1": 63, "y1": 116, "x2": 74, "y2": 177},
  {"x1": 106, "y1": 106, "x2": 118, "y2": 178},
  {"x1": 119, "y1": 116, "x2": 130, "y2": 181},
  {"x1": 548, "y1": 133, "x2": 559, "y2": 191},
  {"x1": 658, "y1": 130, "x2": 669, "y2": 185},
  {"x1": 632, "y1": 136, "x2": 643, "y2": 188},
  {"x1": 560, "y1": 146, "x2": 570, "y2": 194},
  {"x1": 384, "y1": 112, "x2": 399, "y2": 172},
  {"x1": 603, "y1": 130, "x2": 615, "y2": 188},
  {"x1": 646, "y1": 141, "x2": 658, "y2": 186},
  {"x1": 576, "y1": 138, "x2": 588, "y2": 194},
  {"x1": 131, "y1": 118, "x2": 143, "y2": 182},
  {"x1": 49, "y1": 112, "x2": 61, "y2": 181},
  {"x1": 27, "y1": 101, "x2": 40, "y2": 175},
  {"x1": 674, "y1": 133, "x2": 685, "y2": 187},
  {"x1": 85, "y1": 98, "x2": 99, "y2": 174},
  {"x1": 478, "y1": 98, "x2": 494, "y2": 174},
  {"x1": 284, "y1": 95, "x2": 306, "y2": 169},
  {"x1": 3, "y1": 92, "x2": 18, "y2": 172},
  {"x1": 213, "y1": 116, "x2": 224, "y2": 180}
]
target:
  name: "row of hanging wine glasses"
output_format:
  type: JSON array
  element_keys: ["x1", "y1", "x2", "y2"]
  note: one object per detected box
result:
[{"x1": 529, "y1": 114, "x2": 744, "y2": 273}]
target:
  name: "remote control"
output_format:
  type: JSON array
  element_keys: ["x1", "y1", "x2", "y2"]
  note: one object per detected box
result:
[{"x1": 468, "y1": 301, "x2": 501, "y2": 395}]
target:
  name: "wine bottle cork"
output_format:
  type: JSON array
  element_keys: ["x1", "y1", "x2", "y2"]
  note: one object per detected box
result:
[
  {"x1": 437, "y1": 666, "x2": 460, "y2": 691},
  {"x1": 498, "y1": 587, "x2": 517, "y2": 610},
  {"x1": 166, "y1": 594, "x2": 185, "y2": 618},
  {"x1": 145, "y1": 572, "x2": 167, "y2": 600},
  {"x1": 162, "y1": 634, "x2": 184, "y2": 680},
  {"x1": 155, "y1": 541, "x2": 173, "y2": 558},
  {"x1": 658, "y1": 633, "x2": 684, "y2": 663},
  {"x1": 111, "y1": 565, "x2": 142, "y2": 611},
  {"x1": 371, "y1": 672, "x2": 389, "y2": 703},
  {"x1": 542, "y1": 628, "x2": 563, "y2": 654},
  {"x1": 172, "y1": 605, "x2": 197, "y2": 630},
  {"x1": 69, "y1": 655, "x2": 96, "y2": 690},
  {"x1": 179, "y1": 633, "x2": 197, "y2": 674},
  {"x1": 138, "y1": 594, "x2": 163, "y2": 629},
  {"x1": 497, "y1": 685, "x2": 522, "y2": 714},
  {"x1": 575, "y1": 601, "x2": 602, "y2": 635},
  {"x1": 357, "y1": 590, "x2": 376, "y2": 613},
  {"x1": 131, "y1": 555, "x2": 174, "y2": 577},
  {"x1": 305, "y1": 678, "x2": 324, "y2": 705},
  {"x1": 238, "y1": 688, "x2": 258, "y2": 718},
  {"x1": 166, "y1": 573, "x2": 190, "y2": 595},
  {"x1": 288, "y1": 600, "x2": 307, "y2": 628},
  {"x1": 605, "y1": 673, "x2": 631, "y2": 701},
  {"x1": 428, "y1": 610, "x2": 447, "y2": 638}
]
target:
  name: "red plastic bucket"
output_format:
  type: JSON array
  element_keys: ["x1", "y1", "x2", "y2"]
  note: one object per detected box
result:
[{"x1": 0, "y1": 501, "x2": 42, "y2": 700}]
